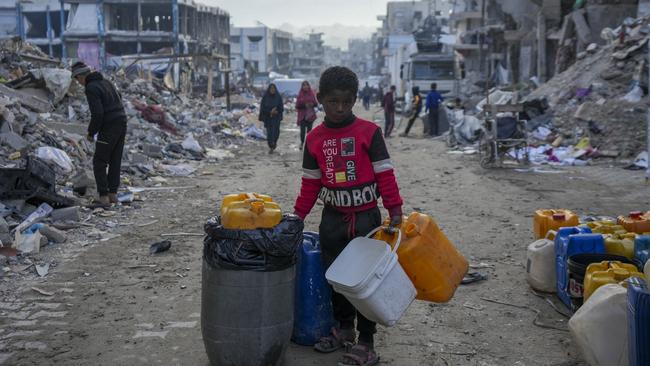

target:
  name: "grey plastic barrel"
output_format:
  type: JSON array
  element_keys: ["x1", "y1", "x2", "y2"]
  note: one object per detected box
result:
[{"x1": 201, "y1": 260, "x2": 295, "y2": 366}]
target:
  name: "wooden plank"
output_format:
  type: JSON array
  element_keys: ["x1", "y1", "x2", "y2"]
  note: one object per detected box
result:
[{"x1": 0, "y1": 84, "x2": 52, "y2": 113}]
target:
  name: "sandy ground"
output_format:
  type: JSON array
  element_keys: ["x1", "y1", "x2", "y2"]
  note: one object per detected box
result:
[{"x1": 1, "y1": 105, "x2": 649, "y2": 366}]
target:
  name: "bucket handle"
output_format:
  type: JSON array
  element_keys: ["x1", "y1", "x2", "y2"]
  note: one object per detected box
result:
[
  {"x1": 365, "y1": 226, "x2": 402, "y2": 254},
  {"x1": 365, "y1": 226, "x2": 403, "y2": 279}
]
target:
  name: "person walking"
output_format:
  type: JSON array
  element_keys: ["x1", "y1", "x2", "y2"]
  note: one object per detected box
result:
[
  {"x1": 425, "y1": 83, "x2": 444, "y2": 137},
  {"x1": 296, "y1": 81, "x2": 318, "y2": 149},
  {"x1": 259, "y1": 83, "x2": 284, "y2": 154},
  {"x1": 400, "y1": 86, "x2": 423, "y2": 137},
  {"x1": 381, "y1": 85, "x2": 396, "y2": 138},
  {"x1": 361, "y1": 82, "x2": 371, "y2": 110},
  {"x1": 71, "y1": 62, "x2": 126, "y2": 206}
]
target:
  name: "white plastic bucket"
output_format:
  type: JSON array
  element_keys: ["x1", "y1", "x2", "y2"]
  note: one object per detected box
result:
[
  {"x1": 526, "y1": 230, "x2": 557, "y2": 293},
  {"x1": 325, "y1": 227, "x2": 416, "y2": 327}
]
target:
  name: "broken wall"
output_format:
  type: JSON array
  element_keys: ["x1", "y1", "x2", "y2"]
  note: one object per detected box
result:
[{"x1": 586, "y1": 2, "x2": 638, "y2": 45}]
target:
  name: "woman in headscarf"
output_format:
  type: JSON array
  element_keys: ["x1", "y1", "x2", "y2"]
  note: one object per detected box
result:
[
  {"x1": 259, "y1": 83, "x2": 284, "y2": 154},
  {"x1": 295, "y1": 80, "x2": 318, "y2": 149}
]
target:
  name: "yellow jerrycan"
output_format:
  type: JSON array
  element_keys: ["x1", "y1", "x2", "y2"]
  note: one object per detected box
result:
[
  {"x1": 375, "y1": 212, "x2": 469, "y2": 303},
  {"x1": 220, "y1": 193, "x2": 281, "y2": 230},
  {"x1": 604, "y1": 232, "x2": 636, "y2": 260},
  {"x1": 583, "y1": 261, "x2": 645, "y2": 301},
  {"x1": 582, "y1": 220, "x2": 626, "y2": 235},
  {"x1": 533, "y1": 209, "x2": 579, "y2": 239},
  {"x1": 617, "y1": 211, "x2": 650, "y2": 234}
]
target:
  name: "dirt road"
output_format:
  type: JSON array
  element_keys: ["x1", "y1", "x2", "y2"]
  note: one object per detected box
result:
[{"x1": 2, "y1": 105, "x2": 649, "y2": 366}]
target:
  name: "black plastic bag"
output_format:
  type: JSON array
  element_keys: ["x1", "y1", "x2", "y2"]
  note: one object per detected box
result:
[{"x1": 204, "y1": 214, "x2": 304, "y2": 272}]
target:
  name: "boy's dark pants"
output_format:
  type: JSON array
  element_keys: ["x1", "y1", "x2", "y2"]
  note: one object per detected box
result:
[
  {"x1": 428, "y1": 107, "x2": 439, "y2": 136},
  {"x1": 320, "y1": 205, "x2": 382, "y2": 344},
  {"x1": 300, "y1": 120, "x2": 314, "y2": 145},
  {"x1": 93, "y1": 122, "x2": 126, "y2": 196},
  {"x1": 384, "y1": 111, "x2": 395, "y2": 137}
]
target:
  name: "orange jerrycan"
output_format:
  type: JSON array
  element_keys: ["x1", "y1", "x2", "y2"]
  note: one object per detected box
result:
[
  {"x1": 617, "y1": 211, "x2": 650, "y2": 234},
  {"x1": 220, "y1": 193, "x2": 282, "y2": 230},
  {"x1": 583, "y1": 261, "x2": 645, "y2": 301},
  {"x1": 534, "y1": 209, "x2": 579, "y2": 239},
  {"x1": 375, "y1": 212, "x2": 469, "y2": 303}
]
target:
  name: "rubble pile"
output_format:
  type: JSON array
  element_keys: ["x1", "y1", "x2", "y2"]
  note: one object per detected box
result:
[
  {"x1": 528, "y1": 15, "x2": 650, "y2": 159},
  {"x1": 0, "y1": 40, "x2": 267, "y2": 255}
]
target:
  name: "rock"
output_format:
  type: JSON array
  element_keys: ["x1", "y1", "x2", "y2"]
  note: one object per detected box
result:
[
  {"x1": 72, "y1": 170, "x2": 94, "y2": 196},
  {"x1": 0, "y1": 132, "x2": 28, "y2": 150},
  {"x1": 0, "y1": 216, "x2": 8, "y2": 233},
  {"x1": 50, "y1": 206, "x2": 80, "y2": 222},
  {"x1": 130, "y1": 152, "x2": 149, "y2": 165},
  {"x1": 601, "y1": 69, "x2": 624, "y2": 81},
  {"x1": 143, "y1": 144, "x2": 163, "y2": 159},
  {"x1": 616, "y1": 61, "x2": 626, "y2": 69},
  {"x1": 577, "y1": 52, "x2": 587, "y2": 60},
  {"x1": 586, "y1": 43, "x2": 598, "y2": 53},
  {"x1": 39, "y1": 225, "x2": 67, "y2": 243}
]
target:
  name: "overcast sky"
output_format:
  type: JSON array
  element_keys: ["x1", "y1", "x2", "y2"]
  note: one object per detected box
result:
[{"x1": 206, "y1": 0, "x2": 391, "y2": 28}]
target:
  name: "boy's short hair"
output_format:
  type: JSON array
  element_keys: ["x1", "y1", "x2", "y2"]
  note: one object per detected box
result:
[
  {"x1": 319, "y1": 66, "x2": 358, "y2": 97},
  {"x1": 431, "y1": 83, "x2": 437, "y2": 90}
]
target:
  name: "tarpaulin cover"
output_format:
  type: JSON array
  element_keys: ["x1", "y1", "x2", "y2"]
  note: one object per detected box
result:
[{"x1": 204, "y1": 215, "x2": 304, "y2": 272}]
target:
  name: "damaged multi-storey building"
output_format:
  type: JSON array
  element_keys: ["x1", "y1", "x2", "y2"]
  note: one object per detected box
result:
[
  {"x1": 4, "y1": 0, "x2": 230, "y2": 94},
  {"x1": 451, "y1": 0, "x2": 645, "y2": 98}
]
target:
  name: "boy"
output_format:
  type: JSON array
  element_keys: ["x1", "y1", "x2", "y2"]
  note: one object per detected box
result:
[
  {"x1": 294, "y1": 66, "x2": 404, "y2": 366},
  {"x1": 381, "y1": 85, "x2": 396, "y2": 138},
  {"x1": 425, "y1": 83, "x2": 444, "y2": 137}
]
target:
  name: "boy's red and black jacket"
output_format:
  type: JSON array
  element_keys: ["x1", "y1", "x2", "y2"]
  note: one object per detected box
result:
[{"x1": 294, "y1": 114, "x2": 403, "y2": 219}]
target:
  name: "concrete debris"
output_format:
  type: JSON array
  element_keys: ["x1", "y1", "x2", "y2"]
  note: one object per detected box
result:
[{"x1": 0, "y1": 39, "x2": 267, "y2": 269}]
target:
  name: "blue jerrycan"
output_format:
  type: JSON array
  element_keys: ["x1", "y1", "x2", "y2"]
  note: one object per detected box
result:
[
  {"x1": 292, "y1": 232, "x2": 335, "y2": 346},
  {"x1": 628, "y1": 277, "x2": 650, "y2": 366}
]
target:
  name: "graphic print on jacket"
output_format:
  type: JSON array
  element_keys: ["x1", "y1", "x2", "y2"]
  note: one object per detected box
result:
[{"x1": 294, "y1": 116, "x2": 403, "y2": 219}]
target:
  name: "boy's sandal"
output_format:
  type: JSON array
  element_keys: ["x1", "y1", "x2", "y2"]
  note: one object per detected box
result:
[
  {"x1": 338, "y1": 344, "x2": 379, "y2": 366},
  {"x1": 314, "y1": 327, "x2": 355, "y2": 354}
]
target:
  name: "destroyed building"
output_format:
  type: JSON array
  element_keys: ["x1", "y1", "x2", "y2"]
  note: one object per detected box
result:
[
  {"x1": 451, "y1": 0, "x2": 643, "y2": 93},
  {"x1": 292, "y1": 32, "x2": 325, "y2": 79},
  {"x1": 59, "y1": 0, "x2": 230, "y2": 71},
  {"x1": 230, "y1": 26, "x2": 293, "y2": 77}
]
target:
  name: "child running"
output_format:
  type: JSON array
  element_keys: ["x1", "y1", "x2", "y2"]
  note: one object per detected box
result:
[{"x1": 293, "y1": 66, "x2": 404, "y2": 366}]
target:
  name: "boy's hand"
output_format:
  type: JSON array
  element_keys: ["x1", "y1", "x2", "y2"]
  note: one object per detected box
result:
[{"x1": 383, "y1": 215, "x2": 402, "y2": 234}]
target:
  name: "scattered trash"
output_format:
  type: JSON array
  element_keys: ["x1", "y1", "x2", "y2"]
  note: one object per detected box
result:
[
  {"x1": 117, "y1": 192, "x2": 134, "y2": 203},
  {"x1": 35, "y1": 147, "x2": 73, "y2": 174},
  {"x1": 35, "y1": 263, "x2": 50, "y2": 277},
  {"x1": 149, "y1": 240, "x2": 172, "y2": 254},
  {"x1": 461, "y1": 272, "x2": 488, "y2": 285}
]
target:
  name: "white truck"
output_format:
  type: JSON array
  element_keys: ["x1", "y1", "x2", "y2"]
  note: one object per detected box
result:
[{"x1": 400, "y1": 53, "x2": 457, "y2": 111}]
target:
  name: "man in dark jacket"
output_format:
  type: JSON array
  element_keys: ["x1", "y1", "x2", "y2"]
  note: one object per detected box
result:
[
  {"x1": 381, "y1": 85, "x2": 396, "y2": 138},
  {"x1": 71, "y1": 62, "x2": 127, "y2": 206}
]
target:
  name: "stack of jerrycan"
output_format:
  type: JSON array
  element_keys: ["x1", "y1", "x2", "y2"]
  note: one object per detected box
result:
[
  {"x1": 628, "y1": 277, "x2": 650, "y2": 366},
  {"x1": 220, "y1": 193, "x2": 282, "y2": 229},
  {"x1": 534, "y1": 209, "x2": 579, "y2": 239},
  {"x1": 583, "y1": 261, "x2": 645, "y2": 301},
  {"x1": 635, "y1": 235, "x2": 650, "y2": 267},
  {"x1": 555, "y1": 226, "x2": 605, "y2": 309},
  {"x1": 292, "y1": 232, "x2": 335, "y2": 346},
  {"x1": 374, "y1": 212, "x2": 468, "y2": 303},
  {"x1": 618, "y1": 211, "x2": 650, "y2": 234},
  {"x1": 202, "y1": 193, "x2": 293, "y2": 366}
]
